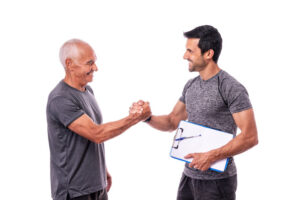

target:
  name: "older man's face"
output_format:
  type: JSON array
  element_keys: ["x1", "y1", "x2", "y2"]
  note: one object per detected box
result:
[{"x1": 71, "y1": 43, "x2": 98, "y2": 86}]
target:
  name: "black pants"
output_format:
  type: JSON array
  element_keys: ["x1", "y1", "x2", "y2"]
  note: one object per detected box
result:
[
  {"x1": 177, "y1": 174, "x2": 237, "y2": 200},
  {"x1": 67, "y1": 189, "x2": 108, "y2": 200}
]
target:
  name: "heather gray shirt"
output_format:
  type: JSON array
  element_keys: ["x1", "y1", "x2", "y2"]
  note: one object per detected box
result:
[
  {"x1": 47, "y1": 81, "x2": 106, "y2": 200},
  {"x1": 179, "y1": 70, "x2": 252, "y2": 180}
]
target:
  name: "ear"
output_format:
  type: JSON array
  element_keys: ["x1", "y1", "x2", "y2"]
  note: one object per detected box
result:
[
  {"x1": 204, "y1": 49, "x2": 214, "y2": 60},
  {"x1": 65, "y1": 58, "x2": 73, "y2": 71}
]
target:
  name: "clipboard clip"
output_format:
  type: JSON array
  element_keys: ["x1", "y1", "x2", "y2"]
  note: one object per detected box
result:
[
  {"x1": 172, "y1": 127, "x2": 202, "y2": 149},
  {"x1": 172, "y1": 128, "x2": 184, "y2": 149}
]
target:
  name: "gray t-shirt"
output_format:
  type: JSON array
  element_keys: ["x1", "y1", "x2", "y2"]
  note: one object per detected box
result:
[
  {"x1": 179, "y1": 70, "x2": 252, "y2": 180},
  {"x1": 46, "y1": 81, "x2": 106, "y2": 200}
]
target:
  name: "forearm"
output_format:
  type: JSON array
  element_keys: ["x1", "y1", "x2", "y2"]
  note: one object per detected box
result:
[
  {"x1": 210, "y1": 109, "x2": 259, "y2": 162},
  {"x1": 94, "y1": 116, "x2": 140, "y2": 143},
  {"x1": 147, "y1": 115, "x2": 179, "y2": 132},
  {"x1": 144, "y1": 100, "x2": 186, "y2": 132},
  {"x1": 210, "y1": 130, "x2": 258, "y2": 161}
]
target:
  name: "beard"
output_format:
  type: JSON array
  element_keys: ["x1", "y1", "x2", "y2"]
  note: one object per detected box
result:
[
  {"x1": 188, "y1": 60, "x2": 206, "y2": 72},
  {"x1": 189, "y1": 64, "x2": 196, "y2": 72}
]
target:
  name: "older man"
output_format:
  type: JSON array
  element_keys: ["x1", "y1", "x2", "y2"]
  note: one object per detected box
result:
[{"x1": 46, "y1": 39, "x2": 151, "y2": 200}]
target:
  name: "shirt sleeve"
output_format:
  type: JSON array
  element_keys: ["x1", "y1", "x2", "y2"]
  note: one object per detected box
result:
[
  {"x1": 179, "y1": 79, "x2": 194, "y2": 104},
  {"x1": 48, "y1": 96, "x2": 85, "y2": 127},
  {"x1": 221, "y1": 78, "x2": 253, "y2": 114}
]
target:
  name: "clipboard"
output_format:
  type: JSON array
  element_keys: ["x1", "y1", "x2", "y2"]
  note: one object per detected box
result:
[{"x1": 170, "y1": 120, "x2": 234, "y2": 172}]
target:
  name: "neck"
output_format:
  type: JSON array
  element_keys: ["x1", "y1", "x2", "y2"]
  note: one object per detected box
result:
[
  {"x1": 198, "y1": 62, "x2": 221, "y2": 81},
  {"x1": 64, "y1": 75, "x2": 86, "y2": 92}
]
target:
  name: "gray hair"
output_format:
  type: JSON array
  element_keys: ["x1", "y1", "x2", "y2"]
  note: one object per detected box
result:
[{"x1": 59, "y1": 39, "x2": 88, "y2": 68}]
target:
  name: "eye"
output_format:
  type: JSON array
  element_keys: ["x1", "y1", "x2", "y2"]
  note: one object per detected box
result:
[{"x1": 87, "y1": 60, "x2": 94, "y2": 66}]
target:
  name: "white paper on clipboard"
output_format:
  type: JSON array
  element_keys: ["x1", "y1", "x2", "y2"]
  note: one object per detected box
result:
[{"x1": 170, "y1": 120, "x2": 234, "y2": 172}]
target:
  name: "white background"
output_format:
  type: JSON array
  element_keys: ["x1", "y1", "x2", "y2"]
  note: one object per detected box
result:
[{"x1": 0, "y1": 0, "x2": 299, "y2": 199}]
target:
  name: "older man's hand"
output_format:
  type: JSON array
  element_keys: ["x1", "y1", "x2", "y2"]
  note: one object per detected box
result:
[{"x1": 129, "y1": 100, "x2": 151, "y2": 122}]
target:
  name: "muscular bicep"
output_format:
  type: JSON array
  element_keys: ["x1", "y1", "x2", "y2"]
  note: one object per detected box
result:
[
  {"x1": 232, "y1": 108, "x2": 258, "y2": 143},
  {"x1": 169, "y1": 101, "x2": 188, "y2": 129},
  {"x1": 68, "y1": 114, "x2": 99, "y2": 142}
]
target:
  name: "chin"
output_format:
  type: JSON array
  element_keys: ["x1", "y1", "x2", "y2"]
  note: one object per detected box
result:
[
  {"x1": 188, "y1": 66, "x2": 195, "y2": 72},
  {"x1": 86, "y1": 76, "x2": 94, "y2": 83}
]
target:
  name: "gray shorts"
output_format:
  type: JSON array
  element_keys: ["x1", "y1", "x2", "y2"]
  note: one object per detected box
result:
[{"x1": 177, "y1": 173, "x2": 237, "y2": 200}]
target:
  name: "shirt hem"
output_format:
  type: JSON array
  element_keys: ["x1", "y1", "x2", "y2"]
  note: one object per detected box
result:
[
  {"x1": 53, "y1": 185, "x2": 107, "y2": 200},
  {"x1": 230, "y1": 105, "x2": 252, "y2": 114},
  {"x1": 65, "y1": 111, "x2": 85, "y2": 127}
]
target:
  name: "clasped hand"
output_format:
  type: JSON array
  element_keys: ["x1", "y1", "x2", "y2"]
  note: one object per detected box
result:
[{"x1": 129, "y1": 100, "x2": 151, "y2": 122}]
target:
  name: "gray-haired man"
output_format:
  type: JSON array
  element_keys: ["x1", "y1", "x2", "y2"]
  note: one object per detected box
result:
[{"x1": 47, "y1": 39, "x2": 151, "y2": 200}]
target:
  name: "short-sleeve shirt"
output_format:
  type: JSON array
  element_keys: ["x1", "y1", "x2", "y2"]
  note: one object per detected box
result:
[
  {"x1": 46, "y1": 80, "x2": 106, "y2": 200},
  {"x1": 179, "y1": 70, "x2": 252, "y2": 180}
]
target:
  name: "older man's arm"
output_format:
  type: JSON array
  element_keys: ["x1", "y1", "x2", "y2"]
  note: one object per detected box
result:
[{"x1": 68, "y1": 103, "x2": 151, "y2": 144}]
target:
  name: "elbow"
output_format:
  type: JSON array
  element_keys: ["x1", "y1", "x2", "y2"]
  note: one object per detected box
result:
[
  {"x1": 254, "y1": 136, "x2": 259, "y2": 146},
  {"x1": 94, "y1": 138, "x2": 104, "y2": 144},
  {"x1": 167, "y1": 123, "x2": 178, "y2": 132},
  {"x1": 91, "y1": 126, "x2": 105, "y2": 144},
  {"x1": 94, "y1": 132, "x2": 106, "y2": 144},
  {"x1": 94, "y1": 136, "x2": 105, "y2": 144},
  {"x1": 168, "y1": 124, "x2": 178, "y2": 132},
  {"x1": 242, "y1": 130, "x2": 258, "y2": 149},
  {"x1": 250, "y1": 131, "x2": 259, "y2": 147},
  {"x1": 251, "y1": 137, "x2": 259, "y2": 147},
  {"x1": 168, "y1": 115, "x2": 179, "y2": 132}
]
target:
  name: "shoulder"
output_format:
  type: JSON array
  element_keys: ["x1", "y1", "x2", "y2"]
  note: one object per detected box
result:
[
  {"x1": 219, "y1": 70, "x2": 241, "y2": 85},
  {"x1": 218, "y1": 70, "x2": 252, "y2": 113},
  {"x1": 47, "y1": 81, "x2": 74, "y2": 105},
  {"x1": 218, "y1": 70, "x2": 247, "y2": 92},
  {"x1": 180, "y1": 76, "x2": 199, "y2": 102},
  {"x1": 184, "y1": 76, "x2": 199, "y2": 90}
]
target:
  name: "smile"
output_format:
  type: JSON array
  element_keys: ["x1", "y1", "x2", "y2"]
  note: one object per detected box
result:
[{"x1": 87, "y1": 70, "x2": 93, "y2": 75}]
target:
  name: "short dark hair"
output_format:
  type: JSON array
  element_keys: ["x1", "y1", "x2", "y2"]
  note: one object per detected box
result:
[{"x1": 184, "y1": 25, "x2": 222, "y2": 63}]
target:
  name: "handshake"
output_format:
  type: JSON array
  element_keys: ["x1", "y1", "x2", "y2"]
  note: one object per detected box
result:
[{"x1": 129, "y1": 100, "x2": 152, "y2": 122}]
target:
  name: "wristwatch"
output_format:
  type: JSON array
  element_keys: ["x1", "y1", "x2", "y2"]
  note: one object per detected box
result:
[{"x1": 143, "y1": 116, "x2": 152, "y2": 123}]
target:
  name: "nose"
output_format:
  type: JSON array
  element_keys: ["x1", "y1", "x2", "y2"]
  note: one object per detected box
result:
[
  {"x1": 183, "y1": 51, "x2": 188, "y2": 60},
  {"x1": 92, "y1": 63, "x2": 98, "y2": 72}
]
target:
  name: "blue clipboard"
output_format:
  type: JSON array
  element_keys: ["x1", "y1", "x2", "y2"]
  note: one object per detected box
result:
[{"x1": 170, "y1": 120, "x2": 234, "y2": 172}]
